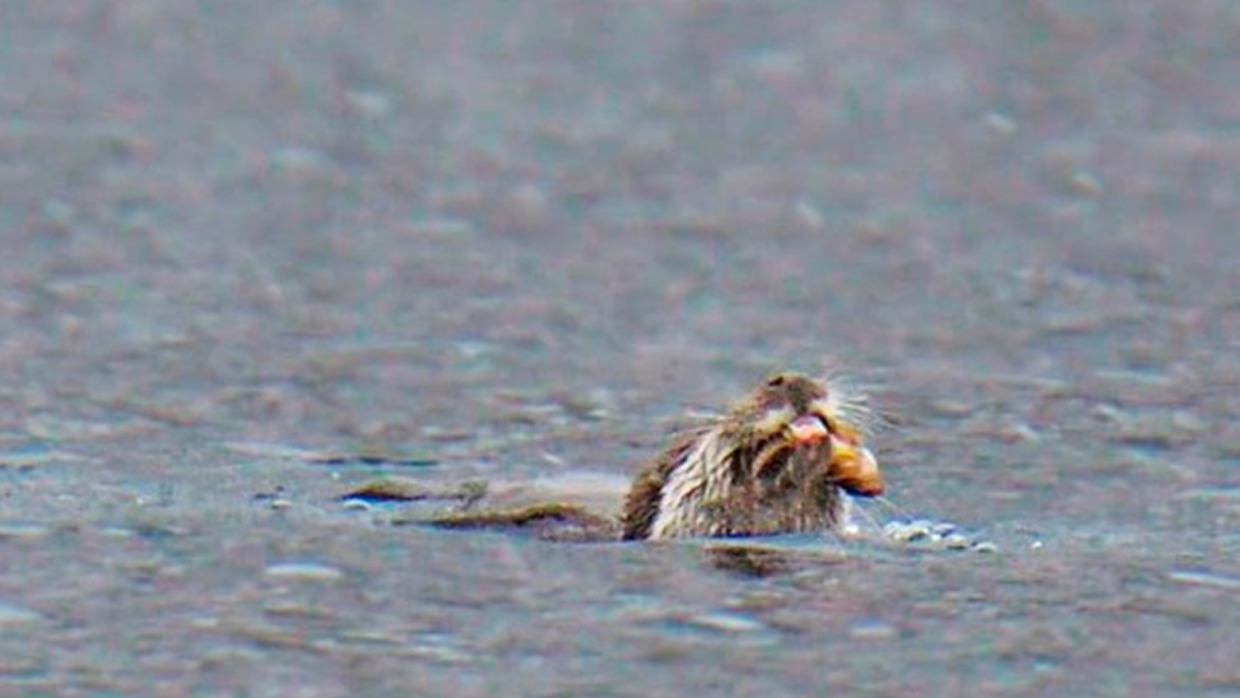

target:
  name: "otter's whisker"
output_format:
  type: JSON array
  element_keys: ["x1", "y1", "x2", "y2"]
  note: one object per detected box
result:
[
  {"x1": 849, "y1": 498, "x2": 884, "y2": 532},
  {"x1": 871, "y1": 495, "x2": 914, "y2": 521}
]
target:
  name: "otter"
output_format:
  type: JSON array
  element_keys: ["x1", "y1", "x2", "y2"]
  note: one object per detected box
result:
[
  {"x1": 621, "y1": 372, "x2": 884, "y2": 540},
  {"x1": 349, "y1": 372, "x2": 884, "y2": 543}
]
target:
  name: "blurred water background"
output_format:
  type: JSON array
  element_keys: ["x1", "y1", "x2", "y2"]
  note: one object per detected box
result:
[{"x1": 1, "y1": 2, "x2": 1238, "y2": 695}]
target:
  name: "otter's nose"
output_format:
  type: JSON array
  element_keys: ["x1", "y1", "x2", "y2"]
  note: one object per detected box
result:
[{"x1": 788, "y1": 415, "x2": 829, "y2": 444}]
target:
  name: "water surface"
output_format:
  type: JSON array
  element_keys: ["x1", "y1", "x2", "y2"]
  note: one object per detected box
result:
[{"x1": 1, "y1": 2, "x2": 1238, "y2": 695}]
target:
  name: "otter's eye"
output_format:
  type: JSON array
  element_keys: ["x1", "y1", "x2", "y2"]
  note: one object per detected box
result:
[
  {"x1": 767, "y1": 375, "x2": 786, "y2": 387},
  {"x1": 816, "y1": 413, "x2": 837, "y2": 435}
]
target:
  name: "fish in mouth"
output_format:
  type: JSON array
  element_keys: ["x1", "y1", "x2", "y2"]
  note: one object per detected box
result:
[{"x1": 622, "y1": 372, "x2": 883, "y2": 540}]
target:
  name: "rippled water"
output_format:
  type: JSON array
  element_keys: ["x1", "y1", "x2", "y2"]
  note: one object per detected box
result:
[{"x1": 2, "y1": 1, "x2": 1239, "y2": 695}]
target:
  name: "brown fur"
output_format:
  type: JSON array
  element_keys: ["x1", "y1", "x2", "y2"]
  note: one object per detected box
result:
[
  {"x1": 622, "y1": 372, "x2": 878, "y2": 540},
  {"x1": 621, "y1": 429, "x2": 706, "y2": 540},
  {"x1": 428, "y1": 503, "x2": 622, "y2": 542}
]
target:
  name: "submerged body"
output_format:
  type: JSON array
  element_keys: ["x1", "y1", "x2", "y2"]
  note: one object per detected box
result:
[
  {"x1": 371, "y1": 372, "x2": 886, "y2": 543},
  {"x1": 622, "y1": 372, "x2": 883, "y2": 540}
]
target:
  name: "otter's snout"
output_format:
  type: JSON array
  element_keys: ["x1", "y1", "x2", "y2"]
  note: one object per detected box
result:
[{"x1": 787, "y1": 414, "x2": 829, "y2": 445}]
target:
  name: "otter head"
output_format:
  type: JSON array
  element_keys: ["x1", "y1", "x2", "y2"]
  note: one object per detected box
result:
[{"x1": 729, "y1": 372, "x2": 884, "y2": 498}]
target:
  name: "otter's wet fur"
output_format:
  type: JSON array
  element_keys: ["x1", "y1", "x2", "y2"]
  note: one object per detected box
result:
[
  {"x1": 365, "y1": 372, "x2": 884, "y2": 543},
  {"x1": 622, "y1": 372, "x2": 883, "y2": 540}
]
